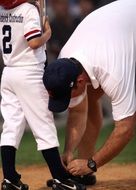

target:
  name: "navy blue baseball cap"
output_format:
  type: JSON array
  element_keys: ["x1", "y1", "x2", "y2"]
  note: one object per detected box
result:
[{"x1": 43, "y1": 58, "x2": 81, "y2": 112}]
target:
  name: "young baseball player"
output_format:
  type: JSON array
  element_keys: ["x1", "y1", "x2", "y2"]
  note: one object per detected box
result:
[
  {"x1": 43, "y1": 0, "x2": 136, "y2": 178},
  {"x1": 0, "y1": 1, "x2": 86, "y2": 190}
]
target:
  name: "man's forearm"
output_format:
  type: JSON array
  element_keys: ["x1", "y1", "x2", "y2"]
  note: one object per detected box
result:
[
  {"x1": 67, "y1": 115, "x2": 135, "y2": 176},
  {"x1": 64, "y1": 96, "x2": 88, "y2": 154},
  {"x1": 93, "y1": 116, "x2": 135, "y2": 168}
]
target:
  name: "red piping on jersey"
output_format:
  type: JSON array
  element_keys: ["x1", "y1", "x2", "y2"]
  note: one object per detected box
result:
[{"x1": 24, "y1": 29, "x2": 41, "y2": 38}]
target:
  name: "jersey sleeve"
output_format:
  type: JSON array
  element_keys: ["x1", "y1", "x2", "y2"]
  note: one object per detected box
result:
[
  {"x1": 111, "y1": 79, "x2": 136, "y2": 121},
  {"x1": 24, "y1": 6, "x2": 42, "y2": 41}
]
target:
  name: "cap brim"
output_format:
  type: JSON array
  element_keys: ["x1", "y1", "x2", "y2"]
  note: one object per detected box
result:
[{"x1": 48, "y1": 93, "x2": 71, "y2": 113}]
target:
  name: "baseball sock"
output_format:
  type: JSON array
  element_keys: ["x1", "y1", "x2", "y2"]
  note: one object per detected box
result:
[
  {"x1": 1, "y1": 146, "x2": 21, "y2": 183},
  {"x1": 42, "y1": 147, "x2": 70, "y2": 181}
]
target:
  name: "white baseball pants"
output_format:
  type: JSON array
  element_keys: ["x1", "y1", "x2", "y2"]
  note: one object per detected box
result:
[{"x1": 0, "y1": 63, "x2": 59, "y2": 150}]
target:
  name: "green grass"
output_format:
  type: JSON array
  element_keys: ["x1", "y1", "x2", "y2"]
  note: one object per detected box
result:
[
  {"x1": 1, "y1": 124, "x2": 136, "y2": 165},
  {"x1": 16, "y1": 132, "x2": 44, "y2": 165}
]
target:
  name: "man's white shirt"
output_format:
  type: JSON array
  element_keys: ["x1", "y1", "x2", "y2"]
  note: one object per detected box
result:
[{"x1": 60, "y1": 0, "x2": 136, "y2": 121}]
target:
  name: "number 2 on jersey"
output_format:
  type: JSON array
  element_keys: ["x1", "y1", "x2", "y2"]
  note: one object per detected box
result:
[{"x1": 2, "y1": 25, "x2": 12, "y2": 54}]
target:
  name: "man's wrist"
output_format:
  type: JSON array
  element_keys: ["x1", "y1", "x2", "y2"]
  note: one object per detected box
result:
[{"x1": 87, "y1": 158, "x2": 97, "y2": 172}]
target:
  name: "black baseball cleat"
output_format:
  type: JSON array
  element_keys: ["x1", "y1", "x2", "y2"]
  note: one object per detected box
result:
[
  {"x1": 71, "y1": 174, "x2": 96, "y2": 186},
  {"x1": 47, "y1": 174, "x2": 96, "y2": 187},
  {"x1": 52, "y1": 179, "x2": 86, "y2": 190},
  {"x1": 1, "y1": 179, "x2": 29, "y2": 190}
]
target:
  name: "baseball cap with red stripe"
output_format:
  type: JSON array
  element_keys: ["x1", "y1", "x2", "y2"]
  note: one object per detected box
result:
[{"x1": 0, "y1": 0, "x2": 27, "y2": 9}]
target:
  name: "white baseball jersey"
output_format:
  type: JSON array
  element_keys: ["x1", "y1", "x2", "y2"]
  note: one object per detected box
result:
[
  {"x1": 0, "y1": 2, "x2": 46, "y2": 66},
  {"x1": 0, "y1": 3, "x2": 59, "y2": 150},
  {"x1": 59, "y1": 0, "x2": 136, "y2": 121}
]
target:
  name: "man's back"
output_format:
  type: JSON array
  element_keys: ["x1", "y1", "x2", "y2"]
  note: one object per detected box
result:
[
  {"x1": 59, "y1": 0, "x2": 136, "y2": 121},
  {"x1": 60, "y1": 0, "x2": 136, "y2": 85},
  {"x1": 60, "y1": 0, "x2": 136, "y2": 60}
]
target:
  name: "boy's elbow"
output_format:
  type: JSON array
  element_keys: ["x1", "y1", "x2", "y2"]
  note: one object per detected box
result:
[{"x1": 28, "y1": 39, "x2": 41, "y2": 49}]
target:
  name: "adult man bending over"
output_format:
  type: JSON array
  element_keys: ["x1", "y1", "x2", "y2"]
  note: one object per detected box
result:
[{"x1": 43, "y1": 0, "x2": 136, "y2": 180}]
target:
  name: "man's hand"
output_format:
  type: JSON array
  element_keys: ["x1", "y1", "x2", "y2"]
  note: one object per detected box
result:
[
  {"x1": 67, "y1": 159, "x2": 92, "y2": 176},
  {"x1": 61, "y1": 151, "x2": 74, "y2": 166}
]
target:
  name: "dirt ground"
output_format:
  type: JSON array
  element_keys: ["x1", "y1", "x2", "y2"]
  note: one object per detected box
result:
[{"x1": 0, "y1": 163, "x2": 136, "y2": 190}]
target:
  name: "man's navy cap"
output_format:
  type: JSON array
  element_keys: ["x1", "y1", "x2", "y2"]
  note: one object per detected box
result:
[{"x1": 43, "y1": 58, "x2": 80, "y2": 112}]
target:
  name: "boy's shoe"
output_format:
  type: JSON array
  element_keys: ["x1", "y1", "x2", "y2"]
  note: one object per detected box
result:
[
  {"x1": 1, "y1": 179, "x2": 29, "y2": 190},
  {"x1": 72, "y1": 174, "x2": 96, "y2": 186},
  {"x1": 52, "y1": 179, "x2": 86, "y2": 190},
  {"x1": 47, "y1": 174, "x2": 96, "y2": 187}
]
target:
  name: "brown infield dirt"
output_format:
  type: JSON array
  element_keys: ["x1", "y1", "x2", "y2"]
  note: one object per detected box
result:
[{"x1": 0, "y1": 163, "x2": 136, "y2": 190}]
